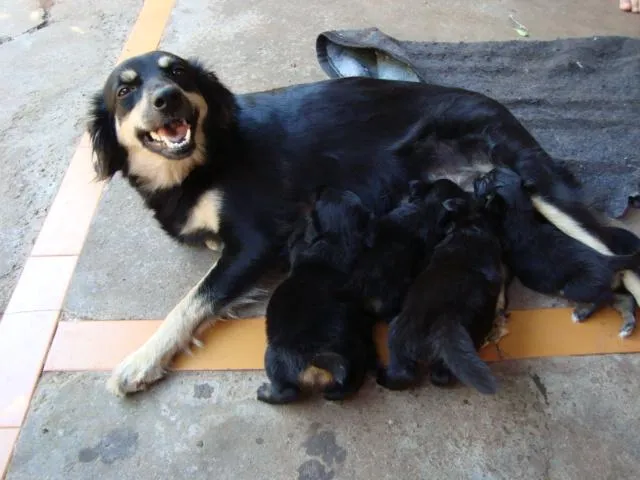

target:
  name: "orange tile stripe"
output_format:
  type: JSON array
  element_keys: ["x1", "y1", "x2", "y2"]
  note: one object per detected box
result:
[
  {"x1": 0, "y1": 1, "x2": 176, "y2": 477},
  {"x1": 44, "y1": 307, "x2": 640, "y2": 373},
  {"x1": 0, "y1": 430, "x2": 19, "y2": 480}
]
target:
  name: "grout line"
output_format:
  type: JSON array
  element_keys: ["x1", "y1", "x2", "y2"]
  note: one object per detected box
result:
[
  {"x1": 43, "y1": 307, "x2": 640, "y2": 373},
  {"x1": 0, "y1": 1, "x2": 177, "y2": 476}
]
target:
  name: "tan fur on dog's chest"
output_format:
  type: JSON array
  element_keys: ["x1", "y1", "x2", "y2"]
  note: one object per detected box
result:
[{"x1": 181, "y1": 190, "x2": 223, "y2": 237}]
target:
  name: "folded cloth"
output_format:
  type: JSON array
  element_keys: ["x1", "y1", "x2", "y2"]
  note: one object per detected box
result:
[{"x1": 316, "y1": 28, "x2": 640, "y2": 218}]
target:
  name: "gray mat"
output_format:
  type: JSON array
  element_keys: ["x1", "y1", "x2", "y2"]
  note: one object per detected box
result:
[{"x1": 316, "y1": 28, "x2": 640, "y2": 218}]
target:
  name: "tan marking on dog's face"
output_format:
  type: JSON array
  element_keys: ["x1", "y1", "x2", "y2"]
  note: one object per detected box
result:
[
  {"x1": 119, "y1": 69, "x2": 138, "y2": 83},
  {"x1": 181, "y1": 190, "x2": 223, "y2": 236},
  {"x1": 115, "y1": 89, "x2": 209, "y2": 190},
  {"x1": 157, "y1": 55, "x2": 172, "y2": 68}
]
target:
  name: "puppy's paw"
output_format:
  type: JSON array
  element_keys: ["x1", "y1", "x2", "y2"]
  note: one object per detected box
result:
[
  {"x1": 430, "y1": 365, "x2": 455, "y2": 388},
  {"x1": 106, "y1": 349, "x2": 166, "y2": 397},
  {"x1": 256, "y1": 383, "x2": 274, "y2": 403},
  {"x1": 256, "y1": 382, "x2": 299, "y2": 404},
  {"x1": 204, "y1": 239, "x2": 222, "y2": 252},
  {"x1": 619, "y1": 322, "x2": 636, "y2": 339},
  {"x1": 376, "y1": 367, "x2": 414, "y2": 391},
  {"x1": 571, "y1": 308, "x2": 591, "y2": 323}
]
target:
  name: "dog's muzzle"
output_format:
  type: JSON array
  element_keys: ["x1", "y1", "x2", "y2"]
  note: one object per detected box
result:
[{"x1": 136, "y1": 84, "x2": 199, "y2": 159}]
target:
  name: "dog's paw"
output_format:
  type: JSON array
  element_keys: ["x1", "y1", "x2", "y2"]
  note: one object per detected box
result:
[{"x1": 106, "y1": 349, "x2": 167, "y2": 397}]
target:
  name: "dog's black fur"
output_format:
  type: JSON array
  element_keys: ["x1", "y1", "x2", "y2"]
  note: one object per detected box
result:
[
  {"x1": 377, "y1": 181, "x2": 503, "y2": 395},
  {"x1": 344, "y1": 178, "x2": 471, "y2": 321},
  {"x1": 89, "y1": 51, "x2": 613, "y2": 396},
  {"x1": 257, "y1": 188, "x2": 376, "y2": 404},
  {"x1": 474, "y1": 167, "x2": 640, "y2": 337}
]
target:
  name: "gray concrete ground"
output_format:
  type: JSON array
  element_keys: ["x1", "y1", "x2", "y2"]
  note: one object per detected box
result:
[
  {"x1": 7, "y1": 356, "x2": 640, "y2": 480},
  {"x1": 5, "y1": 0, "x2": 640, "y2": 478},
  {"x1": 0, "y1": 0, "x2": 140, "y2": 312}
]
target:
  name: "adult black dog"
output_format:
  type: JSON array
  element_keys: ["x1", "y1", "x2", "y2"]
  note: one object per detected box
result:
[{"x1": 88, "y1": 50, "x2": 618, "y2": 396}]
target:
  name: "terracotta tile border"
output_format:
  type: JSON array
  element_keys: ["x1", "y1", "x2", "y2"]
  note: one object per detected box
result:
[
  {"x1": 44, "y1": 307, "x2": 640, "y2": 373},
  {"x1": 0, "y1": 430, "x2": 19, "y2": 480},
  {"x1": 0, "y1": 0, "x2": 176, "y2": 476},
  {"x1": 0, "y1": 312, "x2": 59, "y2": 427}
]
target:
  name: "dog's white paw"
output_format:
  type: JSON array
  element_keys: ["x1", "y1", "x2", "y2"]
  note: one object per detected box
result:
[{"x1": 106, "y1": 348, "x2": 167, "y2": 397}]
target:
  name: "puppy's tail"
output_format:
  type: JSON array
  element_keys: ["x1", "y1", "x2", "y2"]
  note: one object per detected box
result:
[
  {"x1": 298, "y1": 353, "x2": 348, "y2": 388},
  {"x1": 430, "y1": 323, "x2": 497, "y2": 395}
]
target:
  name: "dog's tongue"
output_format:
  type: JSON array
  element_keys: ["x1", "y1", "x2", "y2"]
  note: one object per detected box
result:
[{"x1": 158, "y1": 120, "x2": 188, "y2": 142}]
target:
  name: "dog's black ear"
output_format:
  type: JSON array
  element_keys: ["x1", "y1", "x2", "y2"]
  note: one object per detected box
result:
[
  {"x1": 188, "y1": 58, "x2": 236, "y2": 127},
  {"x1": 87, "y1": 93, "x2": 126, "y2": 181}
]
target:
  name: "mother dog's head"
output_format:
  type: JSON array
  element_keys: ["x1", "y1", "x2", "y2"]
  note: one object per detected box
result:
[{"x1": 88, "y1": 51, "x2": 235, "y2": 190}]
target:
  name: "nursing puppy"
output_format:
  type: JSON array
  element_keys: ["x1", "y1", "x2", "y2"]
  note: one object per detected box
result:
[
  {"x1": 257, "y1": 188, "x2": 376, "y2": 404},
  {"x1": 378, "y1": 182, "x2": 503, "y2": 394},
  {"x1": 474, "y1": 167, "x2": 640, "y2": 337},
  {"x1": 345, "y1": 178, "x2": 469, "y2": 321}
]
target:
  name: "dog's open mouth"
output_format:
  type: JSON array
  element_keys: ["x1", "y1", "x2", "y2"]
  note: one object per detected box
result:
[{"x1": 139, "y1": 112, "x2": 198, "y2": 159}]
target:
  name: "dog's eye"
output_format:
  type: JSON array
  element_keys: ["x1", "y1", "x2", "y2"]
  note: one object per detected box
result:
[
  {"x1": 171, "y1": 66, "x2": 185, "y2": 76},
  {"x1": 117, "y1": 86, "x2": 134, "y2": 98}
]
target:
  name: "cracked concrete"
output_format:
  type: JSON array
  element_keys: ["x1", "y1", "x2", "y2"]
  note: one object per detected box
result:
[{"x1": 7, "y1": 356, "x2": 640, "y2": 479}]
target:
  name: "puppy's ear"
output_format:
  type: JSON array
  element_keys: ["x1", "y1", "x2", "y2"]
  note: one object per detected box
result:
[
  {"x1": 87, "y1": 93, "x2": 126, "y2": 181},
  {"x1": 363, "y1": 213, "x2": 377, "y2": 248},
  {"x1": 442, "y1": 197, "x2": 467, "y2": 214},
  {"x1": 520, "y1": 177, "x2": 537, "y2": 193},
  {"x1": 408, "y1": 179, "x2": 431, "y2": 201}
]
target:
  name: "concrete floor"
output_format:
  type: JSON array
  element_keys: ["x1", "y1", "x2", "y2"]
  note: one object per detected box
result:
[
  {"x1": 7, "y1": 356, "x2": 640, "y2": 480},
  {"x1": 0, "y1": 0, "x2": 140, "y2": 312},
  {"x1": 3, "y1": 0, "x2": 640, "y2": 478}
]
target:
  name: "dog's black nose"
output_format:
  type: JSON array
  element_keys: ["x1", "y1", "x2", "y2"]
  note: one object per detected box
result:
[{"x1": 152, "y1": 86, "x2": 182, "y2": 111}]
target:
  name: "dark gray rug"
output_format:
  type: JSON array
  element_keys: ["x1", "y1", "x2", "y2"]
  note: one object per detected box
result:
[{"x1": 316, "y1": 28, "x2": 640, "y2": 218}]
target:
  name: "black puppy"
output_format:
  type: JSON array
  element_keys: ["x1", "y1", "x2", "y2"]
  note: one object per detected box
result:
[
  {"x1": 345, "y1": 178, "x2": 470, "y2": 321},
  {"x1": 257, "y1": 188, "x2": 376, "y2": 404},
  {"x1": 378, "y1": 183, "x2": 503, "y2": 395},
  {"x1": 474, "y1": 167, "x2": 640, "y2": 337}
]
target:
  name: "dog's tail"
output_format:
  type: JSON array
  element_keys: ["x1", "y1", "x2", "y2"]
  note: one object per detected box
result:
[
  {"x1": 429, "y1": 322, "x2": 497, "y2": 395},
  {"x1": 298, "y1": 352, "x2": 348, "y2": 388},
  {"x1": 530, "y1": 195, "x2": 640, "y2": 304}
]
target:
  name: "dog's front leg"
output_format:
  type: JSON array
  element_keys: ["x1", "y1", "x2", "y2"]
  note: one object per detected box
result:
[{"x1": 107, "y1": 238, "x2": 273, "y2": 396}]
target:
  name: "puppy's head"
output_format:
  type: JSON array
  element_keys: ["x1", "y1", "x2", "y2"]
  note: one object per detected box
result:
[
  {"x1": 473, "y1": 167, "x2": 532, "y2": 215},
  {"x1": 415, "y1": 178, "x2": 479, "y2": 234},
  {"x1": 290, "y1": 187, "x2": 372, "y2": 268},
  {"x1": 87, "y1": 51, "x2": 233, "y2": 189}
]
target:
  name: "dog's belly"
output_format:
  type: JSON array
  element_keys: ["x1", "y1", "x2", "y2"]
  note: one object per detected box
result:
[{"x1": 419, "y1": 144, "x2": 494, "y2": 192}]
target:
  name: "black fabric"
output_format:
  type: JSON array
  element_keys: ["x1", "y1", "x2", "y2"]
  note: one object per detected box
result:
[{"x1": 316, "y1": 28, "x2": 640, "y2": 218}]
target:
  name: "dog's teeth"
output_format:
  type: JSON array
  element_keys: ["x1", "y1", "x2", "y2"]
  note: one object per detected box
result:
[{"x1": 149, "y1": 131, "x2": 162, "y2": 141}]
